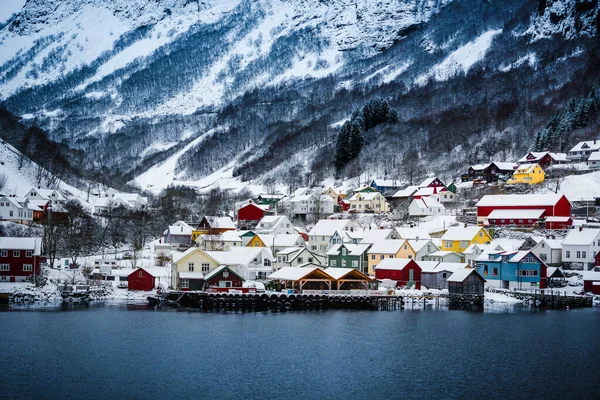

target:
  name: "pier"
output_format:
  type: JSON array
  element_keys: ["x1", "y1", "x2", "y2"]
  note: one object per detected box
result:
[{"x1": 487, "y1": 288, "x2": 593, "y2": 308}]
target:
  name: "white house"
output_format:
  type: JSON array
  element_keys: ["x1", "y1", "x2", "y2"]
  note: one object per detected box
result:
[
  {"x1": 567, "y1": 140, "x2": 600, "y2": 161},
  {"x1": 422, "y1": 250, "x2": 464, "y2": 264},
  {"x1": 0, "y1": 196, "x2": 33, "y2": 224},
  {"x1": 561, "y1": 228, "x2": 600, "y2": 269},
  {"x1": 207, "y1": 247, "x2": 275, "y2": 280},
  {"x1": 408, "y1": 196, "x2": 446, "y2": 217},
  {"x1": 307, "y1": 219, "x2": 357, "y2": 254},
  {"x1": 254, "y1": 215, "x2": 295, "y2": 236},
  {"x1": 273, "y1": 247, "x2": 325, "y2": 270},
  {"x1": 25, "y1": 187, "x2": 67, "y2": 208},
  {"x1": 530, "y1": 238, "x2": 563, "y2": 266},
  {"x1": 196, "y1": 230, "x2": 243, "y2": 251},
  {"x1": 112, "y1": 193, "x2": 148, "y2": 209},
  {"x1": 407, "y1": 239, "x2": 439, "y2": 261},
  {"x1": 587, "y1": 151, "x2": 600, "y2": 169},
  {"x1": 283, "y1": 192, "x2": 334, "y2": 219}
]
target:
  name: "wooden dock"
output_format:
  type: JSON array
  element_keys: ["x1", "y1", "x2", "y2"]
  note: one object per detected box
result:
[{"x1": 162, "y1": 291, "x2": 407, "y2": 311}]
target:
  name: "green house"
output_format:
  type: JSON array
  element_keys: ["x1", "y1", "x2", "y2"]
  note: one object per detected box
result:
[
  {"x1": 326, "y1": 243, "x2": 372, "y2": 275},
  {"x1": 447, "y1": 182, "x2": 457, "y2": 194}
]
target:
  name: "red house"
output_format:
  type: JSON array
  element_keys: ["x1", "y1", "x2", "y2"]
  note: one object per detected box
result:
[
  {"x1": 583, "y1": 271, "x2": 600, "y2": 294},
  {"x1": 0, "y1": 237, "x2": 44, "y2": 282},
  {"x1": 204, "y1": 266, "x2": 244, "y2": 290},
  {"x1": 128, "y1": 268, "x2": 157, "y2": 291},
  {"x1": 476, "y1": 194, "x2": 571, "y2": 227},
  {"x1": 237, "y1": 202, "x2": 273, "y2": 226},
  {"x1": 545, "y1": 216, "x2": 573, "y2": 230},
  {"x1": 374, "y1": 259, "x2": 421, "y2": 289},
  {"x1": 517, "y1": 152, "x2": 567, "y2": 168}
]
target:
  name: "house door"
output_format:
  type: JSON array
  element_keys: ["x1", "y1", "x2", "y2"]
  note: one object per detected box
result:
[
  {"x1": 502, "y1": 280, "x2": 509, "y2": 289},
  {"x1": 9, "y1": 277, "x2": 15, "y2": 282}
]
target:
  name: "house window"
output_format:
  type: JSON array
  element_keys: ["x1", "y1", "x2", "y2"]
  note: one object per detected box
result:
[
  {"x1": 493, "y1": 268, "x2": 498, "y2": 276},
  {"x1": 23, "y1": 264, "x2": 32, "y2": 272},
  {"x1": 223, "y1": 271, "x2": 229, "y2": 278},
  {"x1": 264, "y1": 259, "x2": 272, "y2": 266},
  {"x1": 352, "y1": 260, "x2": 358, "y2": 267},
  {"x1": 138, "y1": 271, "x2": 143, "y2": 277},
  {"x1": 479, "y1": 232, "x2": 483, "y2": 237},
  {"x1": 181, "y1": 279, "x2": 189, "y2": 289},
  {"x1": 444, "y1": 241, "x2": 452, "y2": 248},
  {"x1": 566, "y1": 251, "x2": 570, "y2": 259},
  {"x1": 371, "y1": 254, "x2": 375, "y2": 260},
  {"x1": 0, "y1": 250, "x2": 7, "y2": 257},
  {"x1": 341, "y1": 259, "x2": 346, "y2": 267},
  {"x1": 201, "y1": 263, "x2": 210, "y2": 272},
  {"x1": 13, "y1": 251, "x2": 20, "y2": 257},
  {"x1": 576, "y1": 251, "x2": 581, "y2": 259},
  {"x1": 484, "y1": 265, "x2": 488, "y2": 276},
  {"x1": 218, "y1": 281, "x2": 233, "y2": 288},
  {"x1": 188, "y1": 263, "x2": 195, "y2": 272},
  {"x1": 539, "y1": 254, "x2": 547, "y2": 261},
  {"x1": 541, "y1": 243, "x2": 545, "y2": 248},
  {"x1": 408, "y1": 255, "x2": 412, "y2": 259},
  {"x1": 404, "y1": 245, "x2": 408, "y2": 250},
  {"x1": 342, "y1": 248, "x2": 347, "y2": 256},
  {"x1": 380, "y1": 255, "x2": 384, "y2": 260},
  {"x1": 297, "y1": 257, "x2": 303, "y2": 264},
  {"x1": 311, "y1": 246, "x2": 317, "y2": 251},
  {"x1": 308, "y1": 257, "x2": 314, "y2": 263},
  {"x1": 0, "y1": 264, "x2": 9, "y2": 271},
  {"x1": 582, "y1": 251, "x2": 587, "y2": 259},
  {"x1": 330, "y1": 260, "x2": 337, "y2": 266},
  {"x1": 26, "y1": 251, "x2": 33, "y2": 257}
]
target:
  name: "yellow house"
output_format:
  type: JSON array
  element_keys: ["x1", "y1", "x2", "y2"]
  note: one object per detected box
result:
[
  {"x1": 396, "y1": 239, "x2": 439, "y2": 261},
  {"x1": 440, "y1": 226, "x2": 492, "y2": 253},
  {"x1": 507, "y1": 163, "x2": 545, "y2": 184},
  {"x1": 247, "y1": 234, "x2": 274, "y2": 248},
  {"x1": 322, "y1": 187, "x2": 339, "y2": 202},
  {"x1": 366, "y1": 240, "x2": 404, "y2": 275},
  {"x1": 172, "y1": 248, "x2": 221, "y2": 289},
  {"x1": 349, "y1": 192, "x2": 390, "y2": 213}
]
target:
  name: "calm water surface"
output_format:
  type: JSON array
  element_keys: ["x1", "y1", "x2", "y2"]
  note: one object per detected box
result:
[{"x1": 0, "y1": 303, "x2": 599, "y2": 400}]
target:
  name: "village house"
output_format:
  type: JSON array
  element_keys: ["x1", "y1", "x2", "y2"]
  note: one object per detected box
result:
[
  {"x1": 392, "y1": 177, "x2": 455, "y2": 203},
  {"x1": 25, "y1": 187, "x2": 67, "y2": 208},
  {"x1": 360, "y1": 228, "x2": 400, "y2": 244},
  {"x1": 395, "y1": 239, "x2": 439, "y2": 261},
  {"x1": 195, "y1": 230, "x2": 243, "y2": 251},
  {"x1": 587, "y1": 151, "x2": 600, "y2": 169},
  {"x1": 567, "y1": 139, "x2": 600, "y2": 161},
  {"x1": 474, "y1": 250, "x2": 548, "y2": 289},
  {"x1": 348, "y1": 191, "x2": 390, "y2": 213},
  {"x1": 255, "y1": 194, "x2": 285, "y2": 206},
  {"x1": 236, "y1": 200, "x2": 274, "y2": 230},
  {"x1": 254, "y1": 215, "x2": 295, "y2": 236},
  {"x1": 582, "y1": 271, "x2": 600, "y2": 294},
  {"x1": 476, "y1": 194, "x2": 572, "y2": 228},
  {"x1": 0, "y1": 195, "x2": 33, "y2": 224},
  {"x1": 374, "y1": 258, "x2": 422, "y2": 289},
  {"x1": 530, "y1": 238, "x2": 563, "y2": 266},
  {"x1": 204, "y1": 266, "x2": 245, "y2": 290},
  {"x1": 326, "y1": 243, "x2": 371, "y2": 274},
  {"x1": 546, "y1": 267, "x2": 567, "y2": 288},
  {"x1": 307, "y1": 219, "x2": 357, "y2": 255},
  {"x1": 465, "y1": 162, "x2": 518, "y2": 183},
  {"x1": 440, "y1": 226, "x2": 492, "y2": 253},
  {"x1": 394, "y1": 227, "x2": 431, "y2": 240},
  {"x1": 329, "y1": 229, "x2": 361, "y2": 246},
  {"x1": 369, "y1": 179, "x2": 405, "y2": 195},
  {"x1": 408, "y1": 195, "x2": 446, "y2": 217},
  {"x1": 127, "y1": 267, "x2": 169, "y2": 291},
  {"x1": 463, "y1": 243, "x2": 503, "y2": 267},
  {"x1": 420, "y1": 262, "x2": 468, "y2": 290},
  {"x1": 0, "y1": 237, "x2": 44, "y2": 282},
  {"x1": 561, "y1": 228, "x2": 600, "y2": 269},
  {"x1": 422, "y1": 250, "x2": 464, "y2": 263},
  {"x1": 447, "y1": 268, "x2": 486, "y2": 295},
  {"x1": 507, "y1": 163, "x2": 545, "y2": 184},
  {"x1": 274, "y1": 247, "x2": 325, "y2": 270},
  {"x1": 517, "y1": 151, "x2": 567, "y2": 168},
  {"x1": 194, "y1": 216, "x2": 236, "y2": 241},
  {"x1": 163, "y1": 221, "x2": 194, "y2": 248},
  {"x1": 367, "y1": 240, "x2": 404, "y2": 275}
]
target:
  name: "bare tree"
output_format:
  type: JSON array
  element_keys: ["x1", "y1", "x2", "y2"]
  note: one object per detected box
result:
[{"x1": 0, "y1": 173, "x2": 7, "y2": 191}]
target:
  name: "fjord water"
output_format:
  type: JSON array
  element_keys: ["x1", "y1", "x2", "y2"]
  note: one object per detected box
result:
[{"x1": 1, "y1": 304, "x2": 599, "y2": 400}]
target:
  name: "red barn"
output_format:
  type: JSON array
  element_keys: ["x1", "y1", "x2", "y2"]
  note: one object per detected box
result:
[
  {"x1": 476, "y1": 194, "x2": 571, "y2": 227},
  {"x1": 237, "y1": 202, "x2": 273, "y2": 223},
  {"x1": 204, "y1": 266, "x2": 244, "y2": 290},
  {"x1": 0, "y1": 237, "x2": 44, "y2": 282},
  {"x1": 128, "y1": 268, "x2": 157, "y2": 291},
  {"x1": 374, "y1": 259, "x2": 421, "y2": 289},
  {"x1": 545, "y1": 216, "x2": 573, "y2": 230},
  {"x1": 583, "y1": 271, "x2": 600, "y2": 293}
]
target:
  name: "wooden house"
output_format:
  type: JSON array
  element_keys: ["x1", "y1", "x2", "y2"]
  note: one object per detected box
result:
[
  {"x1": 374, "y1": 258, "x2": 421, "y2": 289},
  {"x1": 476, "y1": 194, "x2": 571, "y2": 227},
  {"x1": 0, "y1": 237, "x2": 44, "y2": 282},
  {"x1": 474, "y1": 250, "x2": 547, "y2": 289},
  {"x1": 326, "y1": 243, "x2": 371, "y2": 274},
  {"x1": 367, "y1": 240, "x2": 405, "y2": 275},
  {"x1": 237, "y1": 202, "x2": 273, "y2": 229},
  {"x1": 204, "y1": 266, "x2": 244, "y2": 290},
  {"x1": 518, "y1": 152, "x2": 567, "y2": 168},
  {"x1": 447, "y1": 269, "x2": 486, "y2": 295},
  {"x1": 440, "y1": 226, "x2": 492, "y2": 253},
  {"x1": 466, "y1": 162, "x2": 518, "y2": 183},
  {"x1": 507, "y1": 163, "x2": 545, "y2": 184},
  {"x1": 127, "y1": 267, "x2": 169, "y2": 291}
]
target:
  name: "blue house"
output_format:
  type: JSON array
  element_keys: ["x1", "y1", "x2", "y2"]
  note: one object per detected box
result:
[
  {"x1": 474, "y1": 250, "x2": 548, "y2": 289},
  {"x1": 369, "y1": 179, "x2": 404, "y2": 195}
]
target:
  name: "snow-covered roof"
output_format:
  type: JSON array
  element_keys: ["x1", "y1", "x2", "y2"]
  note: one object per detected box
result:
[
  {"x1": 268, "y1": 267, "x2": 327, "y2": 281},
  {"x1": 514, "y1": 163, "x2": 541, "y2": 173},
  {"x1": 203, "y1": 216, "x2": 236, "y2": 230},
  {"x1": 507, "y1": 251, "x2": 533, "y2": 263},
  {"x1": 418, "y1": 261, "x2": 442, "y2": 272},
  {"x1": 562, "y1": 229, "x2": 600, "y2": 246},
  {"x1": 308, "y1": 219, "x2": 351, "y2": 236},
  {"x1": 207, "y1": 247, "x2": 273, "y2": 265},
  {"x1": 273, "y1": 234, "x2": 303, "y2": 247},
  {"x1": 167, "y1": 223, "x2": 193, "y2": 236},
  {"x1": 588, "y1": 151, "x2": 600, "y2": 161},
  {"x1": 374, "y1": 258, "x2": 414, "y2": 271},
  {"x1": 204, "y1": 265, "x2": 243, "y2": 281},
  {"x1": 198, "y1": 230, "x2": 242, "y2": 242},
  {"x1": 349, "y1": 192, "x2": 384, "y2": 201},
  {"x1": 419, "y1": 177, "x2": 441, "y2": 187},
  {"x1": 441, "y1": 226, "x2": 485, "y2": 241},
  {"x1": 476, "y1": 193, "x2": 566, "y2": 207},
  {"x1": 518, "y1": 152, "x2": 567, "y2": 163},
  {"x1": 489, "y1": 239, "x2": 524, "y2": 251},
  {"x1": 371, "y1": 179, "x2": 403, "y2": 187},
  {"x1": 0, "y1": 237, "x2": 41, "y2": 254},
  {"x1": 487, "y1": 209, "x2": 546, "y2": 219},
  {"x1": 535, "y1": 238, "x2": 562, "y2": 249},
  {"x1": 178, "y1": 272, "x2": 205, "y2": 280},
  {"x1": 324, "y1": 267, "x2": 372, "y2": 280},
  {"x1": 545, "y1": 216, "x2": 572, "y2": 222},
  {"x1": 413, "y1": 187, "x2": 436, "y2": 197},
  {"x1": 436, "y1": 262, "x2": 470, "y2": 272},
  {"x1": 408, "y1": 239, "x2": 435, "y2": 253},
  {"x1": 131, "y1": 267, "x2": 170, "y2": 278},
  {"x1": 368, "y1": 240, "x2": 404, "y2": 254},
  {"x1": 447, "y1": 268, "x2": 483, "y2": 283},
  {"x1": 326, "y1": 243, "x2": 371, "y2": 256},
  {"x1": 28, "y1": 188, "x2": 67, "y2": 201},
  {"x1": 361, "y1": 229, "x2": 396, "y2": 244},
  {"x1": 395, "y1": 227, "x2": 431, "y2": 240},
  {"x1": 426, "y1": 250, "x2": 462, "y2": 258},
  {"x1": 276, "y1": 247, "x2": 302, "y2": 255},
  {"x1": 392, "y1": 185, "x2": 418, "y2": 198},
  {"x1": 570, "y1": 140, "x2": 600, "y2": 152}
]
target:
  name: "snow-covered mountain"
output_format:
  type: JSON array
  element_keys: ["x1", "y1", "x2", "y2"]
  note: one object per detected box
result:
[{"x1": 0, "y1": 0, "x2": 598, "y2": 193}]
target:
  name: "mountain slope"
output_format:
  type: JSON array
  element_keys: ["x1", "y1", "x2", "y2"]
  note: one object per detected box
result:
[{"x1": 0, "y1": 0, "x2": 599, "y2": 193}]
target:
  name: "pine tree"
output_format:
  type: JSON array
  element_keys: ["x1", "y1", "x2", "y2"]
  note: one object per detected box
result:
[{"x1": 334, "y1": 122, "x2": 352, "y2": 171}]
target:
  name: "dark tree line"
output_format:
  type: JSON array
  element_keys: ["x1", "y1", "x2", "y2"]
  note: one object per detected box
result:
[{"x1": 334, "y1": 98, "x2": 399, "y2": 173}]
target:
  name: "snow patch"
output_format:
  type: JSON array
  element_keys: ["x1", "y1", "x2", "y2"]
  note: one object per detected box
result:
[{"x1": 499, "y1": 53, "x2": 537, "y2": 73}]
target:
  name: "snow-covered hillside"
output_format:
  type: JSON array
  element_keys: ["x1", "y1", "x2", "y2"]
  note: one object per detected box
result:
[{"x1": 0, "y1": 0, "x2": 598, "y2": 194}]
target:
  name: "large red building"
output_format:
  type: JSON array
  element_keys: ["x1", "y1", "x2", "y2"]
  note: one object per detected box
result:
[
  {"x1": 0, "y1": 237, "x2": 44, "y2": 282},
  {"x1": 374, "y1": 259, "x2": 421, "y2": 289},
  {"x1": 237, "y1": 202, "x2": 273, "y2": 230},
  {"x1": 476, "y1": 194, "x2": 571, "y2": 227}
]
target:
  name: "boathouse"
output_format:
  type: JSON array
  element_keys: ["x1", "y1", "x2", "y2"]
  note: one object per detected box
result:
[
  {"x1": 447, "y1": 269, "x2": 486, "y2": 295},
  {"x1": 268, "y1": 267, "x2": 333, "y2": 291},
  {"x1": 374, "y1": 259, "x2": 422, "y2": 289},
  {"x1": 128, "y1": 268, "x2": 156, "y2": 291},
  {"x1": 324, "y1": 267, "x2": 374, "y2": 290},
  {"x1": 204, "y1": 266, "x2": 244, "y2": 289}
]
